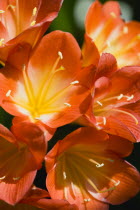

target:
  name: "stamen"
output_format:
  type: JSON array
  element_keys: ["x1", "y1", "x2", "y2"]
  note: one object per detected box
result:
[
  {"x1": 32, "y1": 7, "x2": 37, "y2": 16},
  {"x1": 70, "y1": 80, "x2": 79, "y2": 85},
  {"x1": 0, "y1": 10, "x2": 5, "y2": 13},
  {"x1": 6, "y1": 90, "x2": 11, "y2": 97},
  {"x1": 123, "y1": 26, "x2": 128, "y2": 34},
  {"x1": 111, "y1": 108, "x2": 138, "y2": 125},
  {"x1": 110, "y1": 12, "x2": 116, "y2": 18},
  {"x1": 58, "y1": 51, "x2": 63, "y2": 59},
  {"x1": 13, "y1": 177, "x2": 20, "y2": 181},
  {"x1": 96, "y1": 100, "x2": 103, "y2": 106},
  {"x1": 0, "y1": 175, "x2": 6, "y2": 180},
  {"x1": 0, "y1": 38, "x2": 5, "y2": 46},
  {"x1": 30, "y1": 20, "x2": 36, "y2": 26},
  {"x1": 117, "y1": 93, "x2": 124, "y2": 100},
  {"x1": 103, "y1": 117, "x2": 106, "y2": 125},
  {"x1": 64, "y1": 102, "x2": 71, "y2": 107},
  {"x1": 126, "y1": 95, "x2": 134, "y2": 101},
  {"x1": 63, "y1": 171, "x2": 67, "y2": 180},
  {"x1": 96, "y1": 163, "x2": 104, "y2": 168},
  {"x1": 84, "y1": 198, "x2": 91, "y2": 202}
]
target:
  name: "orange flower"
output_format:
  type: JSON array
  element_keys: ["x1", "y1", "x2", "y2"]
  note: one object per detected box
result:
[
  {"x1": 79, "y1": 53, "x2": 140, "y2": 142},
  {"x1": 0, "y1": 122, "x2": 47, "y2": 205},
  {"x1": 0, "y1": 31, "x2": 91, "y2": 130},
  {"x1": 83, "y1": 0, "x2": 140, "y2": 67},
  {"x1": 0, "y1": 0, "x2": 63, "y2": 64},
  {"x1": 0, "y1": 186, "x2": 78, "y2": 209},
  {"x1": 45, "y1": 127, "x2": 140, "y2": 210}
]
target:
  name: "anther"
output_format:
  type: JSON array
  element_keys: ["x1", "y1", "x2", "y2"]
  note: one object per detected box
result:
[
  {"x1": 0, "y1": 38, "x2": 5, "y2": 46},
  {"x1": 58, "y1": 51, "x2": 63, "y2": 59},
  {"x1": 126, "y1": 95, "x2": 134, "y2": 101},
  {"x1": 70, "y1": 80, "x2": 79, "y2": 85},
  {"x1": 0, "y1": 175, "x2": 6, "y2": 180},
  {"x1": 32, "y1": 7, "x2": 37, "y2": 16},
  {"x1": 123, "y1": 26, "x2": 128, "y2": 34},
  {"x1": 13, "y1": 177, "x2": 20, "y2": 181},
  {"x1": 63, "y1": 171, "x2": 67, "y2": 180},
  {"x1": 103, "y1": 117, "x2": 106, "y2": 125},
  {"x1": 84, "y1": 198, "x2": 91, "y2": 202},
  {"x1": 96, "y1": 163, "x2": 104, "y2": 168},
  {"x1": 110, "y1": 12, "x2": 116, "y2": 18},
  {"x1": 30, "y1": 20, "x2": 36, "y2": 26},
  {"x1": 97, "y1": 100, "x2": 103, "y2": 106},
  {"x1": 114, "y1": 180, "x2": 120, "y2": 186},
  {"x1": 117, "y1": 93, "x2": 124, "y2": 100},
  {"x1": 0, "y1": 10, "x2": 5, "y2": 13},
  {"x1": 64, "y1": 102, "x2": 71, "y2": 107},
  {"x1": 6, "y1": 90, "x2": 11, "y2": 97}
]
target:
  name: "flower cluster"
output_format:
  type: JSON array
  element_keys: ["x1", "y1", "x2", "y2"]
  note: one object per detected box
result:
[{"x1": 0, "y1": 0, "x2": 140, "y2": 209}]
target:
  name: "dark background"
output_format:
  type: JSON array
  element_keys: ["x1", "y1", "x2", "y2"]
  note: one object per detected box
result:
[{"x1": 0, "y1": 0, "x2": 140, "y2": 209}]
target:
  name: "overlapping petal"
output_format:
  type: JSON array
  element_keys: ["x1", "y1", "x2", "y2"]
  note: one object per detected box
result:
[
  {"x1": 84, "y1": 0, "x2": 140, "y2": 67},
  {"x1": 0, "y1": 31, "x2": 91, "y2": 129},
  {"x1": 45, "y1": 127, "x2": 140, "y2": 209},
  {"x1": 0, "y1": 0, "x2": 63, "y2": 64}
]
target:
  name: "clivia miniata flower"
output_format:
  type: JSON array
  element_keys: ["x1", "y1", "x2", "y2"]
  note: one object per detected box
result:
[
  {"x1": 0, "y1": 0, "x2": 63, "y2": 65},
  {"x1": 79, "y1": 53, "x2": 140, "y2": 142},
  {"x1": 45, "y1": 127, "x2": 140, "y2": 210},
  {"x1": 0, "y1": 186, "x2": 78, "y2": 209},
  {"x1": 83, "y1": 0, "x2": 140, "y2": 68},
  {"x1": 0, "y1": 122, "x2": 47, "y2": 205},
  {"x1": 0, "y1": 31, "x2": 91, "y2": 133}
]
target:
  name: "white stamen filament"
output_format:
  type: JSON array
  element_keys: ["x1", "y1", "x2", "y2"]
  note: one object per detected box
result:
[{"x1": 63, "y1": 171, "x2": 67, "y2": 180}]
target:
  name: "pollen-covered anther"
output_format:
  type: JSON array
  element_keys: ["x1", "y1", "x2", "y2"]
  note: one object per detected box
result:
[
  {"x1": 0, "y1": 10, "x2": 5, "y2": 13},
  {"x1": 32, "y1": 7, "x2": 37, "y2": 16},
  {"x1": 70, "y1": 80, "x2": 79, "y2": 85},
  {"x1": 84, "y1": 198, "x2": 91, "y2": 202},
  {"x1": 30, "y1": 20, "x2": 36, "y2": 26},
  {"x1": 126, "y1": 95, "x2": 134, "y2": 101},
  {"x1": 0, "y1": 38, "x2": 5, "y2": 46},
  {"x1": 64, "y1": 102, "x2": 71, "y2": 107},
  {"x1": 117, "y1": 93, "x2": 124, "y2": 100},
  {"x1": 13, "y1": 177, "x2": 20, "y2": 181},
  {"x1": 63, "y1": 171, "x2": 67, "y2": 180},
  {"x1": 110, "y1": 12, "x2": 116, "y2": 18},
  {"x1": 6, "y1": 89, "x2": 11, "y2": 97},
  {"x1": 97, "y1": 100, "x2": 103, "y2": 106},
  {"x1": 123, "y1": 26, "x2": 128, "y2": 34},
  {"x1": 0, "y1": 175, "x2": 6, "y2": 180},
  {"x1": 114, "y1": 180, "x2": 120, "y2": 186},
  {"x1": 96, "y1": 163, "x2": 104, "y2": 168},
  {"x1": 58, "y1": 51, "x2": 63, "y2": 59}
]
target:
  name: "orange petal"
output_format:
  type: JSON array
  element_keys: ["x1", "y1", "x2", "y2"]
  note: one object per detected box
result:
[
  {"x1": 0, "y1": 170, "x2": 36, "y2": 205},
  {"x1": 82, "y1": 34, "x2": 99, "y2": 67}
]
